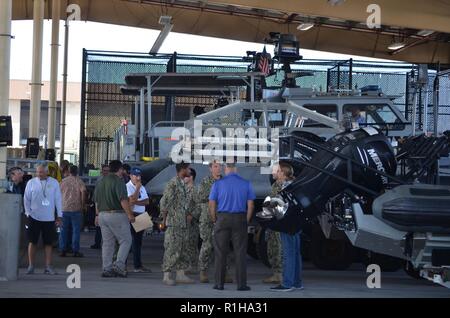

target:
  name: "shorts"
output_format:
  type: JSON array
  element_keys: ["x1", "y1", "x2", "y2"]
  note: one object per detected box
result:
[{"x1": 26, "y1": 216, "x2": 57, "y2": 245}]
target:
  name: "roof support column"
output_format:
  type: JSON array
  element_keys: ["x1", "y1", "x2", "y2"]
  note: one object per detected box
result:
[
  {"x1": 47, "y1": 0, "x2": 61, "y2": 160},
  {"x1": 29, "y1": 0, "x2": 45, "y2": 143},
  {"x1": 0, "y1": 0, "x2": 12, "y2": 180}
]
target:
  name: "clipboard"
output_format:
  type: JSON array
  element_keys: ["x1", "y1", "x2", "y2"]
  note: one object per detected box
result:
[{"x1": 131, "y1": 213, "x2": 153, "y2": 233}]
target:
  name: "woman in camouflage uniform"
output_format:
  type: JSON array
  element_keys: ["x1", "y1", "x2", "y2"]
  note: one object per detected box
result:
[{"x1": 263, "y1": 164, "x2": 283, "y2": 284}]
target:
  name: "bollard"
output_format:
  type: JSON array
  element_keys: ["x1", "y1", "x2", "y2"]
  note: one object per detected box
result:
[{"x1": 0, "y1": 193, "x2": 22, "y2": 281}]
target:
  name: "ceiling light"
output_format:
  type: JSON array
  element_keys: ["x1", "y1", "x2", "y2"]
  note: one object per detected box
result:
[
  {"x1": 150, "y1": 16, "x2": 173, "y2": 55},
  {"x1": 328, "y1": 0, "x2": 346, "y2": 6},
  {"x1": 297, "y1": 23, "x2": 314, "y2": 31},
  {"x1": 417, "y1": 30, "x2": 434, "y2": 37},
  {"x1": 388, "y1": 41, "x2": 406, "y2": 50}
]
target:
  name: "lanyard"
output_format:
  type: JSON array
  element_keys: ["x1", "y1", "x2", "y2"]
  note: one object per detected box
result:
[{"x1": 40, "y1": 179, "x2": 48, "y2": 198}]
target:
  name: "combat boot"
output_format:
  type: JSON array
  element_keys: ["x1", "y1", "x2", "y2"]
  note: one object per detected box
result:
[
  {"x1": 176, "y1": 270, "x2": 195, "y2": 283},
  {"x1": 262, "y1": 273, "x2": 282, "y2": 284},
  {"x1": 163, "y1": 272, "x2": 176, "y2": 286},
  {"x1": 199, "y1": 271, "x2": 209, "y2": 283}
]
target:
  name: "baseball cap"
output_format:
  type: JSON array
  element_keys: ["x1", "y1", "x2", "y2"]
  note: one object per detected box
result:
[{"x1": 130, "y1": 167, "x2": 142, "y2": 176}]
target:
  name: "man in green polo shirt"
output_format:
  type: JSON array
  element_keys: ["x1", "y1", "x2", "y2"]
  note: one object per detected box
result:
[{"x1": 94, "y1": 160, "x2": 135, "y2": 278}]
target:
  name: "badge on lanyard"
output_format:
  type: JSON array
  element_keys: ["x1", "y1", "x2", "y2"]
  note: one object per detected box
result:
[{"x1": 40, "y1": 179, "x2": 50, "y2": 207}]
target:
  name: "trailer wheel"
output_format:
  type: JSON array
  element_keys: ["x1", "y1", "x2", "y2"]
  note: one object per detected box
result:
[
  {"x1": 310, "y1": 225, "x2": 353, "y2": 270},
  {"x1": 247, "y1": 233, "x2": 259, "y2": 260},
  {"x1": 362, "y1": 251, "x2": 403, "y2": 272},
  {"x1": 404, "y1": 262, "x2": 422, "y2": 279}
]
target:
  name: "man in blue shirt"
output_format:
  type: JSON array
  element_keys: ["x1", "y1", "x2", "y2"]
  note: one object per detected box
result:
[{"x1": 209, "y1": 163, "x2": 256, "y2": 291}]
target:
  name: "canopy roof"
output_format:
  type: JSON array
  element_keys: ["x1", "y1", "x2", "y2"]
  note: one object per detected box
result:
[{"x1": 12, "y1": 0, "x2": 450, "y2": 64}]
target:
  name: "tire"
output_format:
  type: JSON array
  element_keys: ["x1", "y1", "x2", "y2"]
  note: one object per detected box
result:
[
  {"x1": 310, "y1": 225, "x2": 353, "y2": 270},
  {"x1": 247, "y1": 233, "x2": 259, "y2": 260},
  {"x1": 404, "y1": 261, "x2": 423, "y2": 279},
  {"x1": 256, "y1": 228, "x2": 271, "y2": 268},
  {"x1": 362, "y1": 251, "x2": 404, "y2": 272}
]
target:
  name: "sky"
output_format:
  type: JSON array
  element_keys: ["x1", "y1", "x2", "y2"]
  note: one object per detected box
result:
[{"x1": 10, "y1": 20, "x2": 394, "y2": 83}]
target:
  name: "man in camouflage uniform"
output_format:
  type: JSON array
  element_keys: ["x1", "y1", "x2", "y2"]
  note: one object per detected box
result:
[
  {"x1": 196, "y1": 161, "x2": 233, "y2": 283},
  {"x1": 185, "y1": 168, "x2": 200, "y2": 272},
  {"x1": 160, "y1": 162, "x2": 195, "y2": 285},
  {"x1": 263, "y1": 164, "x2": 283, "y2": 284}
]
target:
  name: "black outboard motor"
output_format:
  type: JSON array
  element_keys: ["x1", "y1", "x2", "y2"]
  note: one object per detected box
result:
[{"x1": 260, "y1": 127, "x2": 397, "y2": 234}]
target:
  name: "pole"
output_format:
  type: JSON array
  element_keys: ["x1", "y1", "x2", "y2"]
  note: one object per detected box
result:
[
  {"x1": 433, "y1": 75, "x2": 440, "y2": 136},
  {"x1": 147, "y1": 76, "x2": 153, "y2": 157},
  {"x1": 134, "y1": 97, "x2": 140, "y2": 159},
  {"x1": 59, "y1": 20, "x2": 69, "y2": 163},
  {"x1": 47, "y1": 0, "x2": 61, "y2": 154},
  {"x1": 29, "y1": 0, "x2": 45, "y2": 140},
  {"x1": 411, "y1": 85, "x2": 418, "y2": 136},
  {"x1": 423, "y1": 86, "x2": 429, "y2": 134},
  {"x1": 79, "y1": 49, "x2": 87, "y2": 174},
  {"x1": 140, "y1": 88, "x2": 145, "y2": 156},
  {"x1": 0, "y1": 0, "x2": 12, "y2": 180}
]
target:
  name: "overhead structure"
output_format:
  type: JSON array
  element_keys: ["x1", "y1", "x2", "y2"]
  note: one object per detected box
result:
[{"x1": 11, "y1": 0, "x2": 450, "y2": 64}]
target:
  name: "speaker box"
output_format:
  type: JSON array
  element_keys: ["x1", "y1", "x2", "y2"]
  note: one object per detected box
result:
[
  {"x1": 25, "y1": 138, "x2": 40, "y2": 159},
  {"x1": 0, "y1": 116, "x2": 13, "y2": 147}
]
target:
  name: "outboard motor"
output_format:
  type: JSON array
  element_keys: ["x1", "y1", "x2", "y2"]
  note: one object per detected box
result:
[{"x1": 259, "y1": 127, "x2": 397, "y2": 234}]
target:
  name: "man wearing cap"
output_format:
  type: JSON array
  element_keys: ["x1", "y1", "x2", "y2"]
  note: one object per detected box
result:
[
  {"x1": 209, "y1": 163, "x2": 256, "y2": 291},
  {"x1": 126, "y1": 167, "x2": 151, "y2": 273}
]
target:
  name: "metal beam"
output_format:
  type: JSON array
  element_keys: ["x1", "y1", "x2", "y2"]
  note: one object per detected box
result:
[
  {"x1": 47, "y1": 0, "x2": 61, "y2": 151},
  {"x1": 29, "y1": 0, "x2": 45, "y2": 139},
  {"x1": 60, "y1": 18, "x2": 70, "y2": 163}
]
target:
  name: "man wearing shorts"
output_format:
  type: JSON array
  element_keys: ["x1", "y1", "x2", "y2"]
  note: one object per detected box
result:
[{"x1": 23, "y1": 163, "x2": 62, "y2": 275}]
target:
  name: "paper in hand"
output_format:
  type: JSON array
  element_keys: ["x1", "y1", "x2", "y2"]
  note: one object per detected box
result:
[{"x1": 132, "y1": 213, "x2": 153, "y2": 232}]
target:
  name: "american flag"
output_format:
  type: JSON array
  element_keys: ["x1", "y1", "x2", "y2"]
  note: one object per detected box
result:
[{"x1": 258, "y1": 46, "x2": 271, "y2": 76}]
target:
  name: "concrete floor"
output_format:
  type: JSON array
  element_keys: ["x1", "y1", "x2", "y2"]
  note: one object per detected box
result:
[{"x1": 0, "y1": 231, "x2": 449, "y2": 298}]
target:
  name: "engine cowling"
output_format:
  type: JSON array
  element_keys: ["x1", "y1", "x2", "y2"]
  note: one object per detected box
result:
[{"x1": 260, "y1": 127, "x2": 397, "y2": 234}]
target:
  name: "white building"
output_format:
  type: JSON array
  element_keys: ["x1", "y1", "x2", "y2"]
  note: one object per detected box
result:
[{"x1": 8, "y1": 79, "x2": 81, "y2": 163}]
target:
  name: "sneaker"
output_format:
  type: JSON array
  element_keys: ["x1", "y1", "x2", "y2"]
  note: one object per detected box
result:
[
  {"x1": 44, "y1": 266, "x2": 58, "y2": 275},
  {"x1": 134, "y1": 266, "x2": 152, "y2": 273},
  {"x1": 73, "y1": 252, "x2": 84, "y2": 258},
  {"x1": 237, "y1": 286, "x2": 251, "y2": 291},
  {"x1": 26, "y1": 266, "x2": 34, "y2": 275},
  {"x1": 270, "y1": 285, "x2": 294, "y2": 292},
  {"x1": 294, "y1": 286, "x2": 304, "y2": 290},
  {"x1": 113, "y1": 266, "x2": 128, "y2": 278},
  {"x1": 101, "y1": 270, "x2": 117, "y2": 278}
]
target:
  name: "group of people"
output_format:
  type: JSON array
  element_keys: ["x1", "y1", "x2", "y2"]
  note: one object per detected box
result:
[
  {"x1": 9, "y1": 158, "x2": 303, "y2": 292},
  {"x1": 158, "y1": 160, "x2": 303, "y2": 292},
  {"x1": 17, "y1": 162, "x2": 87, "y2": 274}
]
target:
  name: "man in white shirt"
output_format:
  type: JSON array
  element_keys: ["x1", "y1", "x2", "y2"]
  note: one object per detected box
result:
[
  {"x1": 23, "y1": 163, "x2": 63, "y2": 275},
  {"x1": 126, "y1": 167, "x2": 150, "y2": 272}
]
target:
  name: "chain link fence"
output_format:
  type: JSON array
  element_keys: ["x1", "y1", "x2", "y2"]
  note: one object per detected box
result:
[{"x1": 81, "y1": 50, "x2": 445, "y2": 171}]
